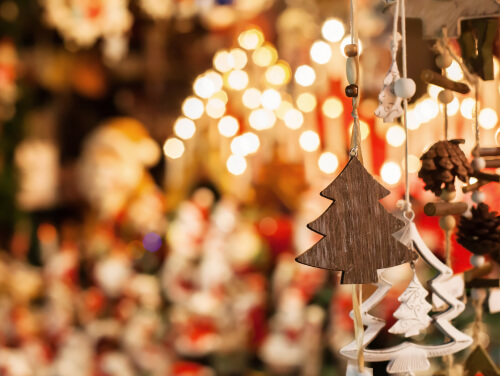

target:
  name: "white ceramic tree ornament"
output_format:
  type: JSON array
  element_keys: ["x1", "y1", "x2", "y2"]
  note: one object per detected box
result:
[{"x1": 340, "y1": 221, "x2": 473, "y2": 375}]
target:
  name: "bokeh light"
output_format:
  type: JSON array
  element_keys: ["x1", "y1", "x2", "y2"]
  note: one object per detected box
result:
[
  {"x1": 284, "y1": 109, "x2": 304, "y2": 129},
  {"x1": 322, "y1": 18, "x2": 345, "y2": 42},
  {"x1": 249, "y1": 109, "x2": 276, "y2": 130},
  {"x1": 174, "y1": 117, "x2": 196, "y2": 140},
  {"x1": 310, "y1": 41, "x2": 332, "y2": 64},
  {"x1": 252, "y1": 44, "x2": 278, "y2": 67},
  {"x1": 318, "y1": 152, "x2": 339, "y2": 174},
  {"x1": 163, "y1": 138, "x2": 185, "y2": 159},
  {"x1": 206, "y1": 98, "x2": 226, "y2": 118},
  {"x1": 295, "y1": 65, "x2": 316, "y2": 87},
  {"x1": 230, "y1": 48, "x2": 248, "y2": 70},
  {"x1": 275, "y1": 101, "x2": 293, "y2": 120},
  {"x1": 227, "y1": 70, "x2": 249, "y2": 90},
  {"x1": 478, "y1": 108, "x2": 498, "y2": 129},
  {"x1": 227, "y1": 155, "x2": 247, "y2": 175},
  {"x1": 381, "y1": 162, "x2": 402, "y2": 185},
  {"x1": 261, "y1": 89, "x2": 281, "y2": 110},
  {"x1": 182, "y1": 96, "x2": 204, "y2": 120},
  {"x1": 213, "y1": 50, "x2": 234, "y2": 73},
  {"x1": 296, "y1": 92, "x2": 317, "y2": 112},
  {"x1": 460, "y1": 97, "x2": 475, "y2": 120},
  {"x1": 322, "y1": 97, "x2": 343, "y2": 119},
  {"x1": 446, "y1": 60, "x2": 464, "y2": 81},
  {"x1": 242, "y1": 88, "x2": 262, "y2": 109},
  {"x1": 265, "y1": 61, "x2": 291, "y2": 86},
  {"x1": 349, "y1": 120, "x2": 370, "y2": 140},
  {"x1": 386, "y1": 125, "x2": 406, "y2": 147},
  {"x1": 238, "y1": 29, "x2": 264, "y2": 50},
  {"x1": 218, "y1": 116, "x2": 239, "y2": 137},
  {"x1": 299, "y1": 130, "x2": 320, "y2": 152}
]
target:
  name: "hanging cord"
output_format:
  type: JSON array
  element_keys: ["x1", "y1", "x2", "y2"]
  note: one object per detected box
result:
[
  {"x1": 472, "y1": 291, "x2": 485, "y2": 345},
  {"x1": 473, "y1": 83, "x2": 480, "y2": 157},
  {"x1": 441, "y1": 28, "x2": 450, "y2": 140}
]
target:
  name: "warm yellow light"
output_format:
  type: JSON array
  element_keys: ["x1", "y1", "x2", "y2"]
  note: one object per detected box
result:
[
  {"x1": 227, "y1": 155, "x2": 247, "y2": 175},
  {"x1": 479, "y1": 108, "x2": 498, "y2": 129},
  {"x1": 213, "y1": 51, "x2": 234, "y2": 73},
  {"x1": 299, "y1": 130, "x2": 320, "y2": 152},
  {"x1": 446, "y1": 60, "x2": 463, "y2": 81},
  {"x1": 386, "y1": 125, "x2": 406, "y2": 147},
  {"x1": 242, "y1": 88, "x2": 261, "y2": 109},
  {"x1": 238, "y1": 29, "x2": 264, "y2": 50},
  {"x1": 249, "y1": 108, "x2": 276, "y2": 130},
  {"x1": 406, "y1": 109, "x2": 421, "y2": 130},
  {"x1": 275, "y1": 101, "x2": 293, "y2": 120},
  {"x1": 206, "y1": 98, "x2": 226, "y2": 119},
  {"x1": 174, "y1": 117, "x2": 196, "y2": 140},
  {"x1": 182, "y1": 96, "x2": 204, "y2": 120},
  {"x1": 296, "y1": 93, "x2": 317, "y2": 113},
  {"x1": 193, "y1": 75, "x2": 215, "y2": 99},
  {"x1": 261, "y1": 89, "x2": 281, "y2": 110},
  {"x1": 446, "y1": 97, "x2": 460, "y2": 116},
  {"x1": 284, "y1": 109, "x2": 304, "y2": 129},
  {"x1": 218, "y1": 116, "x2": 239, "y2": 137},
  {"x1": 322, "y1": 97, "x2": 343, "y2": 119},
  {"x1": 252, "y1": 44, "x2": 278, "y2": 67},
  {"x1": 416, "y1": 98, "x2": 439, "y2": 122},
  {"x1": 227, "y1": 70, "x2": 249, "y2": 90},
  {"x1": 231, "y1": 132, "x2": 260, "y2": 156},
  {"x1": 205, "y1": 71, "x2": 223, "y2": 92},
  {"x1": 460, "y1": 97, "x2": 475, "y2": 120},
  {"x1": 406, "y1": 154, "x2": 421, "y2": 173},
  {"x1": 494, "y1": 57, "x2": 499, "y2": 77},
  {"x1": 496, "y1": 128, "x2": 500, "y2": 146},
  {"x1": 230, "y1": 48, "x2": 248, "y2": 70},
  {"x1": 322, "y1": 18, "x2": 345, "y2": 42},
  {"x1": 340, "y1": 36, "x2": 363, "y2": 57},
  {"x1": 427, "y1": 84, "x2": 442, "y2": 100},
  {"x1": 295, "y1": 65, "x2": 316, "y2": 87},
  {"x1": 381, "y1": 162, "x2": 401, "y2": 185},
  {"x1": 349, "y1": 120, "x2": 370, "y2": 140},
  {"x1": 265, "y1": 61, "x2": 291, "y2": 86},
  {"x1": 318, "y1": 152, "x2": 339, "y2": 174},
  {"x1": 310, "y1": 41, "x2": 332, "y2": 64},
  {"x1": 163, "y1": 138, "x2": 185, "y2": 159},
  {"x1": 211, "y1": 90, "x2": 228, "y2": 104}
]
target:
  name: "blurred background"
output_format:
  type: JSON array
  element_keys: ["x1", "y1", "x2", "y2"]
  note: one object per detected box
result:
[{"x1": 0, "y1": 0, "x2": 500, "y2": 375}]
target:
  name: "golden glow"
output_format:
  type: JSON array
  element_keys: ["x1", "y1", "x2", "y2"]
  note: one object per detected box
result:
[
  {"x1": 230, "y1": 48, "x2": 248, "y2": 70},
  {"x1": 261, "y1": 89, "x2": 281, "y2": 110},
  {"x1": 249, "y1": 109, "x2": 276, "y2": 130},
  {"x1": 310, "y1": 41, "x2": 332, "y2": 64},
  {"x1": 227, "y1": 70, "x2": 249, "y2": 90},
  {"x1": 460, "y1": 97, "x2": 475, "y2": 120},
  {"x1": 205, "y1": 71, "x2": 223, "y2": 92},
  {"x1": 406, "y1": 154, "x2": 421, "y2": 173},
  {"x1": 340, "y1": 36, "x2": 363, "y2": 57},
  {"x1": 322, "y1": 97, "x2": 343, "y2": 119},
  {"x1": 231, "y1": 132, "x2": 260, "y2": 156},
  {"x1": 386, "y1": 125, "x2": 406, "y2": 147},
  {"x1": 213, "y1": 51, "x2": 234, "y2": 73},
  {"x1": 252, "y1": 43, "x2": 278, "y2": 67},
  {"x1": 173, "y1": 117, "x2": 196, "y2": 140},
  {"x1": 295, "y1": 65, "x2": 316, "y2": 87},
  {"x1": 318, "y1": 152, "x2": 339, "y2": 174},
  {"x1": 265, "y1": 61, "x2": 291, "y2": 86},
  {"x1": 406, "y1": 109, "x2": 421, "y2": 130},
  {"x1": 479, "y1": 108, "x2": 498, "y2": 129},
  {"x1": 218, "y1": 116, "x2": 239, "y2": 137},
  {"x1": 182, "y1": 97, "x2": 204, "y2": 120},
  {"x1": 416, "y1": 98, "x2": 439, "y2": 122},
  {"x1": 427, "y1": 84, "x2": 442, "y2": 100},
  {"x1": 299, "y1": 130, "x2": 320, "y2": 152},
  {"x1": 446, "y1": 97, "x2": 460, "y2": 116},
  {"x1": 227, "y1": 155, "x2": 247, "y2": 175},
  {"x1": 163, "y1": 138, "x2": 185, "y2": 159},
  {"x1": 381, "y1": 162, "x2": 401, "y2": 185},
  {"x1": 242, "y1": 88, "x2": 261, "y2": 109},
  {"x1": 446, "y1": 60, "x2": 463, "y2": 81},
  {"x1": 206, "y1": 98, "x2": 226, "y2": 119},
  {"x1": 322, "y1": 18, "x2": 345, "y2": 42},
  {"x1": 275, "y1": 101, "x2": 293, "y2": 120},
  {"x1": 211, "y1": 90, "x2": 228, "y2": 104},
  {"x1": 349, "y1": 120, "x2": 370, "y2": 140},
  {"x1": 284, "y1": 109, "x2": 304, "y2": 129},
  {"x1": 193, "y1": 75, "x2": 215, "y2": 99},
  {"x1": 296, "y1": 92, "x2": 317, "y2": 112},
  {"x1": 238, "y1": 29, "x2": 264, "y2": 50}
]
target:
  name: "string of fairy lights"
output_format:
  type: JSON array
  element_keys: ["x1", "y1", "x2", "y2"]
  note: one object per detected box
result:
[{"x1": 163, "y1": 18, "x2": 500, "y2": 189}]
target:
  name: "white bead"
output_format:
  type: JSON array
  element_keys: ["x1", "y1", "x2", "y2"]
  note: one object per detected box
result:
[
  {"x1": 440, "y1": 189, "x2": 456, "y2": 202},
  {"x1": 471, "y1": 157, "x2": 486, "y2": 172},
  {"x1": 470, "y1": 255, "x2": 485, "y2": 267},
  {"x1": 438, "y1": 90, "x2": 454, "y2": 104},
  {"x1": 439, "y1": 215, "x2": 456, "y2": 231},
  {"x1": 435, "y1": 53, "x2": 452, "y2": 69},
  {"x1": 346, "y1": 57, "x2": 358, "y2": 85},
  {"x1": 472, "y1": 191, "x2": 485, "y2": 203},
  {"x1": 394, "y1": 78, "x2": 416, "y2": 99}
]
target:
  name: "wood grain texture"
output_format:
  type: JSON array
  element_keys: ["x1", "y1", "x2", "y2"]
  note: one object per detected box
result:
[
  {"x1": 464, "y1": 345, "x2": 500, "y2": 376},
  {"x1": 404, "y1": 0, "x2": 500, "y2": 39},
  {"x1": 295, "y1": 156, "x2": 413, "y2": 284},
  {"x1": 421, "y1": 70, "x2": 471, "y2": 94}
]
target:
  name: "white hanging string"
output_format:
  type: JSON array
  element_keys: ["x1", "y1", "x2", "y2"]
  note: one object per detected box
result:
[{"x1": 349, "y1": 0, "x2": 362, "y2": 162}]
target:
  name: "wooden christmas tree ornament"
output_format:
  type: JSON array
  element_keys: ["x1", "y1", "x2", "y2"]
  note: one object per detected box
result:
[
  {"x1": 464, "y1": 345, "x2": 500, "y2": 376},
  {"x1": 295, "y1": 156, "x2": 414, "y2": 284}
]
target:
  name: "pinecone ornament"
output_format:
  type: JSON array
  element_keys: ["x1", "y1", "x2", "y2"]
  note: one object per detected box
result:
[
  {"x1": 457, "y1": 203, "x2": 500, "y2": 255},
  {"x1": 418, "y1": 139, "x2": 473, "y2": 196}
]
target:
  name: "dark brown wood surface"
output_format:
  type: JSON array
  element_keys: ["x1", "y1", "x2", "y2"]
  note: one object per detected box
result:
[
  {"x1": 295, "y1": 156, "x2": 413, "y2": 284},
  {"x1": 424, "y1": 202, "x2": 468, "y2": 216},
  {"x1": 421, "y1": 70, "x2": 471, "y2": 94},
  {"x1": 464, "y1": 345, "x2": 500, "y2": 376}
]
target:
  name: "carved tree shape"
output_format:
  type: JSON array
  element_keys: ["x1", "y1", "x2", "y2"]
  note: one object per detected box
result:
[
  {"x1": 340, "y1": 222, "x2": 473, "y2": 374},
  {"x1": 295, "y1": 156, "x2": 413, "y2": 284}
]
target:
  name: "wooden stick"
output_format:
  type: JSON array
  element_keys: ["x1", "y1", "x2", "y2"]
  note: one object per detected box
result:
[
  {"x1": 424, "y1": 201, "x2": 468, "y2": 216},
  {"x1": 485, "y1": 159, "x2": 500, "y2": 168},
  {"x1": 420, "y1": 69, "x2": 471, "y2": 94},
  {"x1": 473, "y1": 172, "x2": 500, "y2": 182},
  {"x1": 462, "y1": 180, "x2": 491, "y2": 193},
  {"x1": 464, "y1": 262, "x2": 493, "y2": 282},
  {"x1": 479, "y1": 147, "x2": 500, "y2": 157},
  {"x1": 466, "y1": 279, "x2": 500, "y2": 289}
]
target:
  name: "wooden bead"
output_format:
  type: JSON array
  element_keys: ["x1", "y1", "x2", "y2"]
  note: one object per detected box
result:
[
  {"x1": 435, "y1": 53, "x2": 453, "y2": 69},
  {"x1": 471, "y1": 190, "x2": 485, "y2": 203},
  {"x1": 439, "y1": 215, "x2": 456, "y2": 231},
  {"x1": 344, "y1": 44, "x2": 358, "y2": 57},
  {"x1": 440, "y1": 189, "x2": 456, "y2": 202},
  {"x1": 470, "y1": 255, "x2": 485, "y2": 268},
  {"x1": 438, "y1": 89, "x2": 454, "y2": 104},
  {"x1": 346, "y1": 57, "x2": 358, "y2": 84},
  {"x1": 471, "y1": 157, "x2": 486, "y2": 171},
  {"x1": 345, "y1": 84, "x2": 358, "y2": 97},
  {"x1": 394, "y1": 78, "x2": 416, "y2": 99}
]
